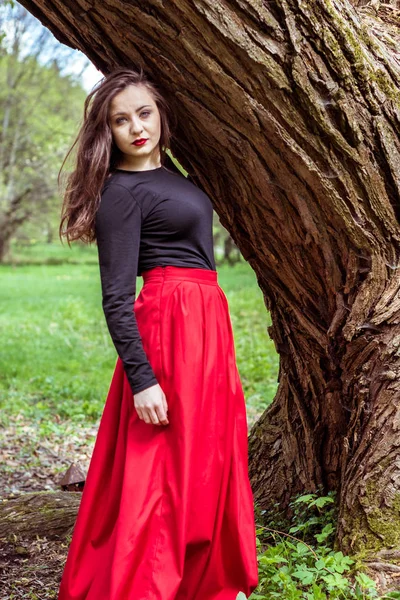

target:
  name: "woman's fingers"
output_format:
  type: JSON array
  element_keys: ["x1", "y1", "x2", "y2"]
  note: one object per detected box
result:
[
  {"x1": 162, "y1": 394, "x2": 168, "y2": 417},
  {"x1": 148, "y1": 407, "x2": 161, "y2": 425},
  {"x1": 155, "y1": 404, "x2": 169, "y2": 426},
  {"x1": 140, "y1": 405, "x2": 169, "y2": 426},
  {"x1": 133, "y1": 385, "x2": 169, "y2": 426}
]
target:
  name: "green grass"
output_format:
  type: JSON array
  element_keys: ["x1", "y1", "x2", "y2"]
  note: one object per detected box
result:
[
  {"x1": 0, "y1": 242, "x2": 278, "y2": 428},
  {"x1": 7, "y1": 239, "x2": 98, "y2": 265}
]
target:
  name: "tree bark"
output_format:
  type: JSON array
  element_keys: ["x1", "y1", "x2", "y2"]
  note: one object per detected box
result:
[
  {"x1": 0, "y1": 188, "x2": 33, "y2": 262},
  {"x1": 0, "y1": 492, "x2": 80, "y2": 539},
  {"x1": 17, "y1": 0, "x2": 400, "y2": 556}
]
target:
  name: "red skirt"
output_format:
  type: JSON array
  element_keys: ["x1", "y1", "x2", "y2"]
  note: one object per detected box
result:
[{"x1": 58, "y1": 265, "x2": 259, "y2": 600}]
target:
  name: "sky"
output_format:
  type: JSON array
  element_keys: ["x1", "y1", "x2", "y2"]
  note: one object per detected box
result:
[
  {"x1": 64, "y1": 53, "x2": 104, "y2": 92},
  {"x1": 82, "y1": 62, "x2": 104, "y2": 92},
  {"x1": 2, "y1": 1, "x2": 105, "y2": 94}
]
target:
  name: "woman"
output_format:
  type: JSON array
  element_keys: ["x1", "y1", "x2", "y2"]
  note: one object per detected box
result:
[{"x1": 57, "y1": 67, "x2": 258, "y2": 600}]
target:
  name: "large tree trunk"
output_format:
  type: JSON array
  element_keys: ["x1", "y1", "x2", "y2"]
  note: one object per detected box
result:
[
  {"x1": 17, "y1": 0, "x2": 400, "y2": 556},
  {"x1": 0, "y1": 195, "x2": 33, "y2": 262}
]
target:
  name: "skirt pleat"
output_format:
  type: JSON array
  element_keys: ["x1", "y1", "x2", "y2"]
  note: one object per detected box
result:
[{"x1": 58, "y1": 266, "x2": 259, "y2": 600}]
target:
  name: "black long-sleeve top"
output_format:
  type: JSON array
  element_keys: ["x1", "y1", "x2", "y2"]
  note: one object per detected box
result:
[{"x1": 94, "y1": 161, "x2": 216, "y2": 395}]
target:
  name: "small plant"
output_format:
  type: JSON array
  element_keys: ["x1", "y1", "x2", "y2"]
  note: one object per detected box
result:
[{"x1": 250, "y1": 490, "x2": 381, "y2": 599}]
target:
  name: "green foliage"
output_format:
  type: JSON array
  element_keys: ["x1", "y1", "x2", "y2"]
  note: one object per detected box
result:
[
  {"x1": 250, "y1": 491, "x2": 384, "y2": 600},
  {"x1": 0, "y1": 4, "x2": 87, "y2": 258}
]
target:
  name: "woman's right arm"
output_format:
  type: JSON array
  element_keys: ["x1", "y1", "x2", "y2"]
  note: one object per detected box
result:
[{"x1": 94, "y1": 183, "x2": 169, "y2": 426}]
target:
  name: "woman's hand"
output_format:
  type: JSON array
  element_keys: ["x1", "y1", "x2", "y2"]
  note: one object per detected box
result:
[{"x1": 133, "y1": 383, "x2": 169, "y2": 426}]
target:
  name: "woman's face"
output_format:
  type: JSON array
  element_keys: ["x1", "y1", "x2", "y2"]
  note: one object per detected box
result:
[{"x1": 109, "y1": 84, "x2": 162, "y2": 170}]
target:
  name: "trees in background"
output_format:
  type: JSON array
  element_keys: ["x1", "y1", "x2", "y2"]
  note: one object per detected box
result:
[{"x1": 0, "y1": 4, "x2": 87, "y2": 261}]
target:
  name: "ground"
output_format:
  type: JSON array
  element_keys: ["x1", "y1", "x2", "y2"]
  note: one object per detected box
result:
[{"x1": 0, "y1": 415, "x2": 97, "y2": 599}]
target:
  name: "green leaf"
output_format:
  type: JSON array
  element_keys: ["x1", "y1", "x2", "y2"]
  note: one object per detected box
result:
[
  {"x1": 294, "y1": 494, "x2": 316, "y2": 504},
  {"x1": 313, "y1": 496, "x2": 335, "y2": 508},
  {"x1": 296, "y1": 542, "x2": 310, "y2": 555},
  {"x1": 354, "y1": 572, "x2": 377, "y2": 590},
  {"x1": 292, "y1": 568, "x2": 315, "y2": 585}
]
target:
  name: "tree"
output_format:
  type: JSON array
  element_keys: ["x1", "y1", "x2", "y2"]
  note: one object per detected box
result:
[
  {"x1": 16, "y1": 0, "x2": 400, "y2": 560},
  {"x1": 0, "y1": 4, "x2": 86, "y2": 261}
]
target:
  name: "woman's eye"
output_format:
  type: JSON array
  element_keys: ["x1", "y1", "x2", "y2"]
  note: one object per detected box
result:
[
  {"x1": 116, "y1": 117, "x2": 127, "y2": 124},
  {"x1": 141, "y1": 111, "x2": 151, "y2": 118}
]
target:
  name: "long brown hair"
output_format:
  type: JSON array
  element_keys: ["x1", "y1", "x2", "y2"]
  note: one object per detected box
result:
[{"x1": 58, "y1": 67, "x2": 175, "y2": 245}]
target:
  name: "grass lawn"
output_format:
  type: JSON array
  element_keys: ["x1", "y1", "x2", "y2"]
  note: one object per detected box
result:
[{"x1": 0, "y1": 242, "x2": 279, "y2": 432}]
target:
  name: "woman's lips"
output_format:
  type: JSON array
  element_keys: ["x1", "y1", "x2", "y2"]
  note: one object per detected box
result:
[{"x1": 132, "y1": 139, "x2": 148, "y2": 146}]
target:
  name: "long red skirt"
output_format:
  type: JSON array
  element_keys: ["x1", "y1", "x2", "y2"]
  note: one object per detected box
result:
[{"x1": 57, "y1": 265, "x2": 259, "y2": 600}]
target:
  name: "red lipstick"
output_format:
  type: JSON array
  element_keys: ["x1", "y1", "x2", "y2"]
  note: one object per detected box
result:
[{"x1": 132, "y1": 139, "x2": 148, "y2": 146}]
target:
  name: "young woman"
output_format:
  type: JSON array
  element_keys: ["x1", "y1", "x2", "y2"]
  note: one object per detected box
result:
[{"x1": 57, "y1": 67, "x2": 258, "y2": 600}]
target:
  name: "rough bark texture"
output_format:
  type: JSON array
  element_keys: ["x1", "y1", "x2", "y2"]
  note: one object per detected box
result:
[
  {"x1": 0, "y1": 492, "x2": 80, "y2": 539},
  {"x1": 17, "y1": 0, "x2": 400, "y2": 556}
]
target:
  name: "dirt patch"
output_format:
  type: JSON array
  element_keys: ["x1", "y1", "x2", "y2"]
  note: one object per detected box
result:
[{"x1": 0, "y1": 414, "x2": 97, "y2": 599}]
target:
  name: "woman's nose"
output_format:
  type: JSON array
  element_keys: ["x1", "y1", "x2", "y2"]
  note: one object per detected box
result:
[{"x1": 130, "y1": 118, "x2": 143, "y2": 135}]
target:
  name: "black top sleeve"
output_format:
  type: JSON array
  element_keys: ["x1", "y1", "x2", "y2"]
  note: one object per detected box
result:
[{"x1": 94, "y1": 182, "x2": 159, "y2": 395}]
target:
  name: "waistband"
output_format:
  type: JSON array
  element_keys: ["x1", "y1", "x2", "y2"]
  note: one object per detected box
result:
[{"x1": 141, "y1": 265, "x2": 218, "y2": 284}]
